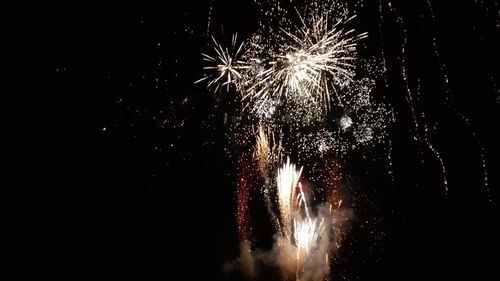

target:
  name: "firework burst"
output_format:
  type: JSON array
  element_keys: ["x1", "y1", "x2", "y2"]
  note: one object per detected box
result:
[
  {"x1": 246, "y1": 14, "x2": 367, "y2": 114},
  {"x1": 198, "y1": 10, "x2": 368, "y2": 119},
  {"x1": 196, "y1": 34, "x2": 249, "y2": 92}
]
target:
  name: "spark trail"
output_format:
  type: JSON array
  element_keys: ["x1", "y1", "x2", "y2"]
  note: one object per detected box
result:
[{"x1": 276, "y1": 158, "x2": 302, "y2": 239}]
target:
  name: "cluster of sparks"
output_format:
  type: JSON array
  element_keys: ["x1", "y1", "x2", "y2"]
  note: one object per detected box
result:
[
  {"x1": 197, "y1": 34, "x2": 249, "y2": 92},
  {"x1": 198, "y1": 10, "x2": 369, "y2": 120},
  {"x1": 245, "y1": 14, "x2": 367, "y2": 114},
  {"x1": 294, "y1": 217, "x2": 325, "y2": 257}
]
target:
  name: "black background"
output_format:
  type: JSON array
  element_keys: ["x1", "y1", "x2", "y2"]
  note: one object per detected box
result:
[{"x1": 48, "y1": 0, "x2": 498, "y2": 280}]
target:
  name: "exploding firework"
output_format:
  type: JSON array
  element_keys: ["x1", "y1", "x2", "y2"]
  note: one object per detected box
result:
[
  {"x1": 199, "y1": 9, "x2": 368, "y2": 120},
  {"x1": 196, "y1": 34, "x2": 249, "y2": 92},
  {"x1": 245, "y1": 14, "x2": 367, "y2": 115}
]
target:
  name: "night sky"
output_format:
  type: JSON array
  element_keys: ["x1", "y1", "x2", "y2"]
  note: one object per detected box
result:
[{"x1": 49, "y1": 0, "x2": 498, "y2": 280}]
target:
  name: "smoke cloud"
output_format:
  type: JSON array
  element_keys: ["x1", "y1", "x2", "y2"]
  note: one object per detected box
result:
[{"x1": 224, "y1": 204, "x2": 353, "y2": 281}]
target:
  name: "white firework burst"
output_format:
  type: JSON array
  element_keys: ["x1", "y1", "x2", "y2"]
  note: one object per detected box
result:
[
  {"x1": 196, "y1": 34, "x2": 249, "y2": 92},
  {"x1": 245, "y1": 13, "x2": 368, "y2": 115}
]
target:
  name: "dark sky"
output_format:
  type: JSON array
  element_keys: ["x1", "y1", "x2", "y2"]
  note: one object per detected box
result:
[{"x1": 48, "y1": 0, "x2": 498, "y2": 280}]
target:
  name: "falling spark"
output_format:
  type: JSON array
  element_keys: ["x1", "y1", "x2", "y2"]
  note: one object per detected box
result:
[
  {"x1": 236, "y1": 169, "x2": 252, "y2": 242},
  {"x1": 423, "y1": 0, "x2": 490, "y2": 201},
  {"x1": 297, "y1": 182, "x2": 310, "y2": 219}
]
